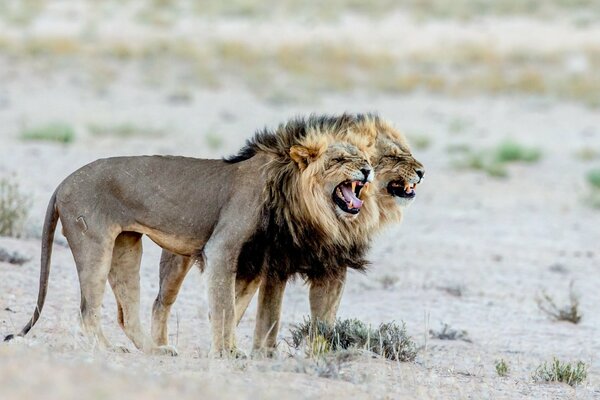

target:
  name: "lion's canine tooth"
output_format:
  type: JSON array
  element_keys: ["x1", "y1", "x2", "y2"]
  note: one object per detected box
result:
[
  {"x1": 352, "y1": 181, "x2": 356, "y2": 192},
  {"x1": 349, "y1": 199, "x2": 354, "y2": 209}
]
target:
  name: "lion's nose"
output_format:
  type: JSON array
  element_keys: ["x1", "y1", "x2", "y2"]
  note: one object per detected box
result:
[
  {"x1": 415, "y1": 168, "x2": 424, "y2": 182},
  {"x1": 361, "y1": 167, "x2": 372, "y2": 182}
]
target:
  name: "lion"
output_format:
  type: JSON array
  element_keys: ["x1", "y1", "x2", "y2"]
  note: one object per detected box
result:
[
  {"x1": 152, "y1": 114, "x2": 425, "y2": 354},
  {"x1": 4, "y1": 118, "x2": 379, "y2": 357}
]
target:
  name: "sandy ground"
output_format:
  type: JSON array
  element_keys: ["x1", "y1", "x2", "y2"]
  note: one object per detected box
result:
[{"x1": 1, "y1": 3, "x2": 600, "y2": 399}]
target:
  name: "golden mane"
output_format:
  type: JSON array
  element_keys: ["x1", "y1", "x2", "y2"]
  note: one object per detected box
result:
[{"x1": 229, "y1": 115, "x2": 380, "y2": 281}]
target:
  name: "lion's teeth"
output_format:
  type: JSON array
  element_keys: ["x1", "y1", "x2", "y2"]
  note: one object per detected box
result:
[
  {"x1": 349, "y1": 199, "x2": 354, "y2": 208},
  {"x1": 352, "y1": 181, "x2": 356, "y2": 192}
]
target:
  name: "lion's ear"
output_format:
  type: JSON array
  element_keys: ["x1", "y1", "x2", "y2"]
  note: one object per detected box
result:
[{"x1": 290, "y1": 145, "x2": 319, "y2": 170}]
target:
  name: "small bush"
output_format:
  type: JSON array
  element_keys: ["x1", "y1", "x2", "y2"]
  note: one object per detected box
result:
[
  {"x1": 429, "y1": 323, "x2": 472, "y2": 343},
  {"x1": 289, "y1": 318, "x2": 417, "y2": 362},
  {"x1": 495, "y1": 359, "x2": 509, "y2": 377},
  {"x1": 575, "y1": 148, "x2": 599, "y2": 161},
  {"x1": 88, "y1": 123, "x2": 164, "y2": 138},
  {"x1": 205, "y1": 132, "x2": 224, "y2": 150},
  {"x1": 454, "y1": 140, "x2": 541, "y2": 178},
  {"x1": 587, "y1": 169, "x2": 600, "y2": 190},
  {"x1": 0, "y1": 178, "x2": 30, "y2": 238},
  {"x1": 408, "y1": 134, "x2": 431, "y2": 150},
  {"x1": 21, "y1": 122, "x2": 75, "y2": 143},
  {"x1": 536, "y1": 282, "x2": 582, "y2": 324},
  {"x1": 494, "y1": 140, "x2": 542, "y2": 163},
  {"x1": 533, "y1": 358, "x2": 587, "y2": 387}
]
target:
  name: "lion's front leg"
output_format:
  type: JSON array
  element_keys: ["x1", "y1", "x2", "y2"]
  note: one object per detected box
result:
[
  {"x1": 252, "y1": 277, "x2": 286, "y2": 356},
  {"x1": 204, "y1": 238, "x2": 240, "y2": 358},
  {"x1": 309, "y1": 268, "x2": 347, "y2": 325}
]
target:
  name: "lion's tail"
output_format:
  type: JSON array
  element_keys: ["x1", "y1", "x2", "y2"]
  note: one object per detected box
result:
[{"x1": 4, "y1": 190, "x2": 59, "y2": 342}]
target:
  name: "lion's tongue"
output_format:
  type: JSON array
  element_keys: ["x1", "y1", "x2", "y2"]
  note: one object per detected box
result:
[{"x1": 341, "y1": 184, "x2": 363, "y2": 209}]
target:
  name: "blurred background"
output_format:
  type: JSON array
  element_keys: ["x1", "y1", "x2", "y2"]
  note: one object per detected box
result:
[{"x1": 1, "y1": 1, "x2": 600, "y2": 399}]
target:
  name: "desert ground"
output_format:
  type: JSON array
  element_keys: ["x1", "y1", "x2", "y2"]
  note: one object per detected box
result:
[{"x1": 1, "y1": 2, "x2": 600, "y2": 399}]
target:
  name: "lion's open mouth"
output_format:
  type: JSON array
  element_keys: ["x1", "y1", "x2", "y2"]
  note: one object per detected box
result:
[
  {"x1": 387, "y1": 180, "x2": 417, "y2": 199},
  {"x1": 333, "y1": 180, "x2": 367, "y2": 214}
]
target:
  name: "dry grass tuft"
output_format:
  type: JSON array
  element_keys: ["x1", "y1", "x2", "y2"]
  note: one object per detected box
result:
[
  {"x1": 536, "y1": 282, "x2": 582, "y2": 324},
  {"x1": 289, "y1": 318, "x2": 417, "y2": 362},
  {"x1": 429, "y1": 323, "x2": 472, "y2": 343},
  {"x1": 533, "y1": 358, "x2": 587, "y2": 387},
  {"x1": 0, "y1": 178, "x2": 30, "y2": 238},
  {"x1": 21, "y1": 122, "x2": 75, "y2": 144},
  {"x1": 495, "y1": 359, "x2": 509, "y2": 377}
]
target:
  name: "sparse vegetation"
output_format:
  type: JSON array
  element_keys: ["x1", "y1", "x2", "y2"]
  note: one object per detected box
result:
[
  {"x1": 533, "y1": 358, "x2": 587, "y2": 387},
  {"x1": 88, "y1": 123, "x2": 165, "y2": 138},
  {"x1": 408, "y1": 134, "x2": 432, "y2": 151},
  {"x1": 21, "y1": 122, "x2": 75, "y2": 144},
  {"x1": 0, "y1": 177, "x2": 30, "y2": 238},
  {"x1": 537, "y1": 282, "x2": 582, "y2": 324},
  {"x1": 0, "y1": 246, "x2": 31, "y2": 265},
  {"x1": 378, "y1": 274, "x2": 399, "y2": 290},
  {"x1": 587, "y1": 169, "x2": 600, "y2": 190},
  {"x1": 429, "y1": 323, "x2": 472, "y2": 343},
  {"x1": 575, "y1": 148, "x2": 599, "y2": 161},
  {"x1": 289, "y1": 318, "x2": 417, "y2": 362},
  {"x1": 493, "y1": 141, "x2": 542, "y2": 163},
  {"x1": 495, "y1": 359, "x2": 509, "y2": 377},
  {"x1": 454, "y1": 140, "x2": 542, "y2": 178},
  {"x1": 205, "y1": 132, "x2": 224, "y2": 150},
  {"x1": 437, "y1": 284, "x2": 464, "y2": 297},
  {"x1": 584, "y1": 169, "x2": 600, "y2": 209},
  {"x1": 1, "y1": 33, "x2": 600, "y2": 106}
]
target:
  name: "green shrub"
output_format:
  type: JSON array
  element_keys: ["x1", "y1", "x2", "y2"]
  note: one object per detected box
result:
[
  {"x1": 494, "y1": 140, "x2": 542, "y2": 163},
  {"x1": 537, "y1": 282, "x2": 582, "y2": 324},
  {"x1": 533, "y1": 358, "x2": 587, "y2": 386},
  {"x1": 289, "y1": 318, "x2": 417, "y2": 362},
  {"x1": 21, "y1": 122, "x2": 75, "y2": 143},
  {"x1": 0, "y1": 178, "x2": 30, "y2": 237},
  {"x1": 495, "y1": 359, "x2": 509, "y2": 377},
  {"x1": 587, "y1": 169, "x2": 600, "y2": 190}
]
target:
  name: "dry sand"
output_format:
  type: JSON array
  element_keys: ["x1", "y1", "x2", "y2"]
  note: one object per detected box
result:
[{"x1": 1, "y1": 4, "x2": 600, "y2": 399}]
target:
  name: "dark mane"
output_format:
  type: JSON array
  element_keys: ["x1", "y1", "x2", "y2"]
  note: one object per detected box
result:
[
  {"x1": 233, "y1": 113, "x2": 378, "y2": 283},
  {"x1": 224, "y1": 113, "x2": 380, "y2": 164}
]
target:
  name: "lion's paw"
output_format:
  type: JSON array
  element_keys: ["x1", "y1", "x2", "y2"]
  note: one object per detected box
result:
[
  {"x1": 108, "y1": 345, "x2": 131, "y2": 354},
  {"x1": 209, "y1": 347, "x2": 247, "y2": 359},
  {"x1": 152, "y1": 345, "x2": 179, "y2": 357}
]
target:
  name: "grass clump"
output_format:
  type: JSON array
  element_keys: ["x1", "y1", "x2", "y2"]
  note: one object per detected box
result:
[
  {"x1": 429, "y1": 323, "x2": 472, "y2": 343},
  {"x1": 407, "y1": 134, "x2": 432, "y2": 150},
  {"x1": 205, "y1": 132, "x2": 224, "y2": 150},
  {"x1": 21, "y1": 122, "x2": 75, "y2": 144},
  {"x1": 289, "y1": 318, "x2": 417, "y2": 362},
  {"x1": 495, "y1": 359, "x2": 509, "y2": 377},
  {"x1": 454, "y1": 140, "x2": 542, "y2": 178},
  {"x1": 575, "y1": 148, "x2": 599, "y2": 161},
  {"x1": 533, "y1": 358, "x2": 587, "y2": 387},
  {"x1": 536, "y1": 282, "x2": 582, "y2": 324},
  {"x1": 493, "y1": 140, "x2": 542, "y2": 163},
  {"x1": 584, "y1": 169, "x2": 600, "y2": 209},
  {"x1": 88, "y1": 123, "x2": 164, "y2": 138},
  {"x1": 0, "y1": 177, "x2": 30, "y2": 238},
  {"x1": 586, "y1": 169, "x2": 600, "y2": 190}
]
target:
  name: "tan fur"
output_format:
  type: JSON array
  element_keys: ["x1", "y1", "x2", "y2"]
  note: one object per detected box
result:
[
  {"x1": 7, "y1": 121, "x2": 378, "y2": 357},
  {"x1": 153, "y1": 115, "x2": 424, "y2": 354},
  {"x1": 309, "y1": 117, "x2": 425, "y2": 324}
]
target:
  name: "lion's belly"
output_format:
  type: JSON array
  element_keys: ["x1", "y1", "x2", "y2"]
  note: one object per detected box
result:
[{"x1": 138, "y1": 226, "x2": 205, "y2": 257}]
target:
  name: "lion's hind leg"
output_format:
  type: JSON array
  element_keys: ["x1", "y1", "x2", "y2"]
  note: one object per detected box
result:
[
  {"x1": 66, "y1": 227, "x2": 117, "y2": 351},
  {"x1": 108, "y1": 232, "x2": 178, "y2": 356},
  {"x1": 151, "y1": 252, "x2": 194, "y2": 347}
]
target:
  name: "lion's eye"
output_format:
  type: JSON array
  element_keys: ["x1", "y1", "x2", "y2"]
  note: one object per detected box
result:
[{"x1": 332, "y1": 157, "x2": 346, "y2": 163}]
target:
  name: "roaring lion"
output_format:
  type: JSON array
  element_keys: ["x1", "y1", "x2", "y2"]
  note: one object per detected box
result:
[
  {"x1": 4, "y1": 118, "x2": 379, "y2": 357},
  {"x1": 152, "y1": 114, "x2": 425, "y2": 354}
]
